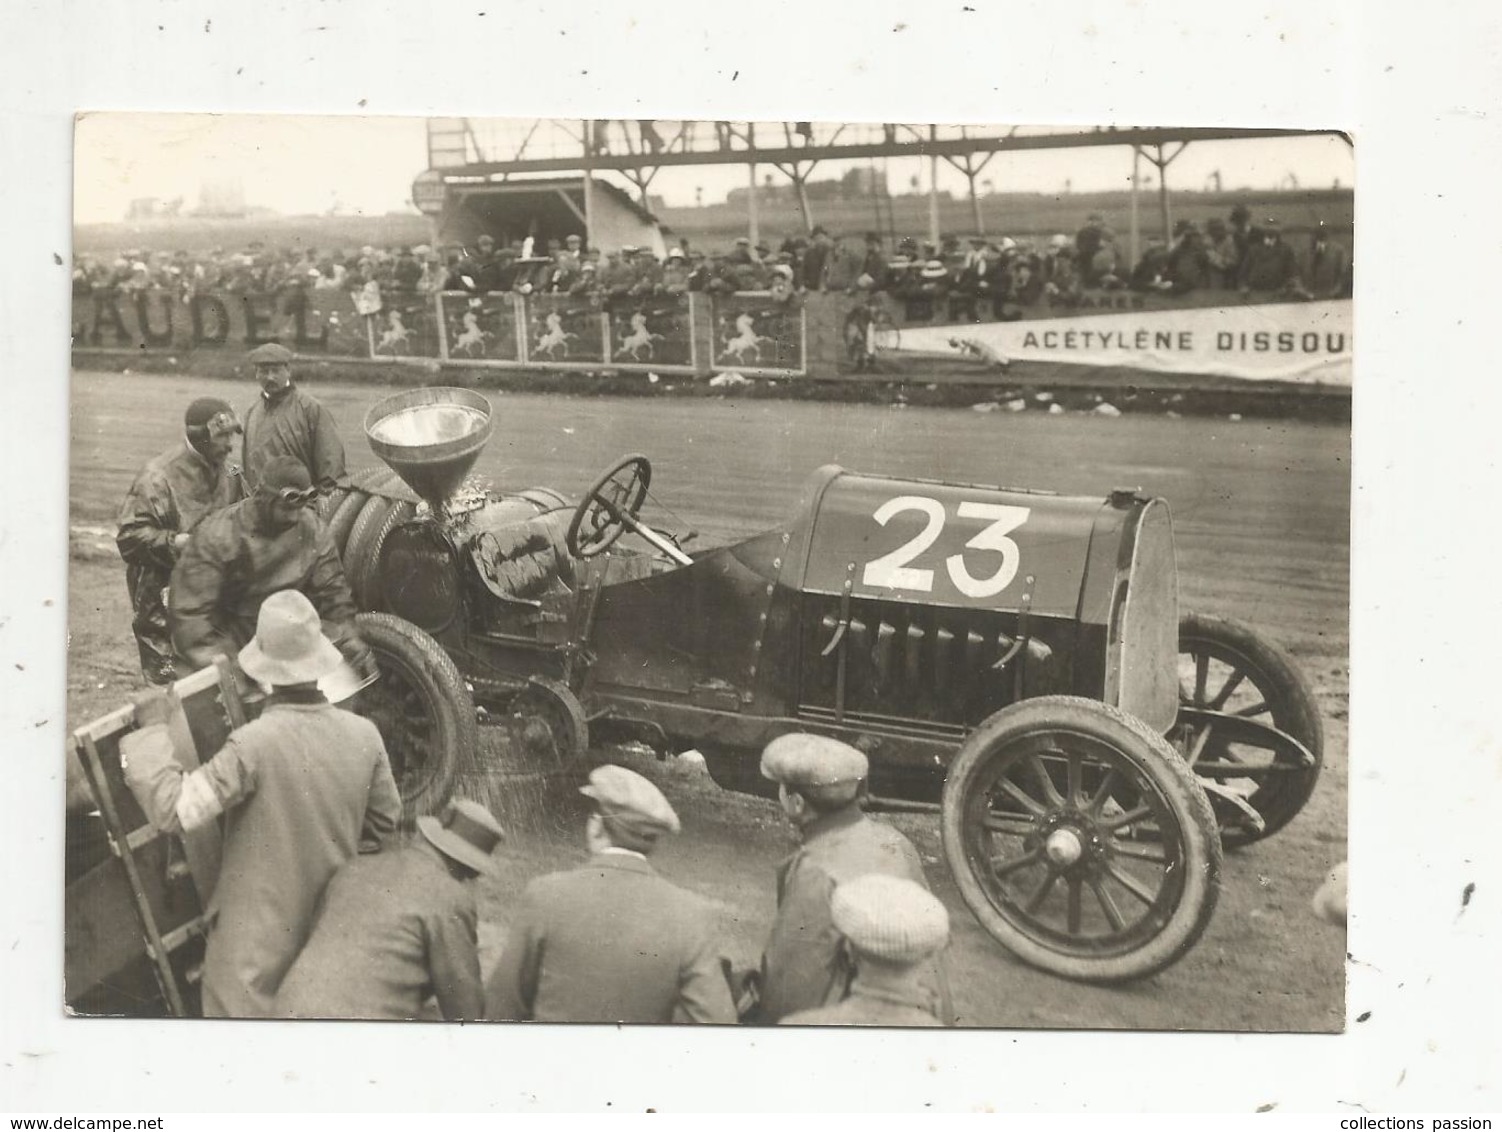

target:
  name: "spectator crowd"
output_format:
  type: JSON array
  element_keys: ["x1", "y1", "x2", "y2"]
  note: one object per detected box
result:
[{"x1": 74, "y1": 201, "x2": 1352, "y2": 325}]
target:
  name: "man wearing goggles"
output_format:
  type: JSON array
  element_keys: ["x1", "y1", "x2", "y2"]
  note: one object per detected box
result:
[
  {"x1": 116, "y1": 397, "x2": 247, "y2": 685},
  {"x1": 241, "y1": 342, "x2": 349, "y2": 495},
  {"x1": 169, "y1": 455, "x2": 377, "y2": 685}
]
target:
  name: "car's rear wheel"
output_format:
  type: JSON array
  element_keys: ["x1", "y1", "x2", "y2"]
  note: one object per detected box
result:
[
  {"x1": 942, "y1": 695, "x2": 1221, "y2": 983},
  {"x1": 1175, "y1": 613, "x2": 1324, "y2": 847},
  {"x1": 355, "y1": 611, "x2": 477, "y2": 822}
]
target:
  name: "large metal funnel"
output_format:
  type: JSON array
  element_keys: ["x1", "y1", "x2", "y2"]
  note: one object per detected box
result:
[{"x1": 364, "y1": 387, "x2": 495, "y2": 512}]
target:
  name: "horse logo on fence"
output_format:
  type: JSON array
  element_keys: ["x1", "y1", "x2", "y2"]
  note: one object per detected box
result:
[
  {"x1": 451, "y1": 309, "x2": 491, "y2": 357},
  {"x1": 721, "y1": 311, "x2": 774, "y2": 364},
  {"x1": 375, "y1": 309, "x2": 413, "y2": 355},
  {"x1": 617, "y1": 311, "x2": 663, "y2": 361},
  {"x1": 534, "y1": 310, "x2": 577, "y2": 359}
]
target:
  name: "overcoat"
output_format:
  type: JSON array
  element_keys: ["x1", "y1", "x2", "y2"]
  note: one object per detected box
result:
[
  {"x1": 116, "y1": 439, "x2": 244, "y2": 681},
  {"x1": 274, "y1": 843, "x2": 482, "y2": 1021},
  {"x1": 242, "y1": 385, "x2": 348, "y2": 494},
  {"x1": 779, "y1": 976, "x2": 944, "y2": 1028},
  {"x1": 484, "y1": 852, "x2": 735, "y2": 1024},
  {"x1": 758, "y1": 807, "x2": 954, "y2": 1025},
  {"x1": 168, "y1": 498, "x2": 363, "y2": 673},
  {"x1": 122, "y1": 696, "x2": 402, "y2": 1017}
]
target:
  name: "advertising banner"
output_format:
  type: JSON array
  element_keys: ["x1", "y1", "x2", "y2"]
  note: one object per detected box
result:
[
  {"x1": 710, "y1": 294, "x2": 806, "y2": 376},
  {"x1": 437, "y1": 291, "x2": 523, "y2": 364},
  {"x1": 892, "y1": 300, "x2": 1353, "y2": 385},
  {"x1": 72, "y1": 288, "x2": 439, "y2": 360},
  {"x1": 521, "y1": 294, "x2": 608, "y2": 367},
  {"x1": 363, "y1": 292, "x2": 442, "y2": 361},
  {"x1": 605, "y1": 294, "x2": 696, "y2": 370}
]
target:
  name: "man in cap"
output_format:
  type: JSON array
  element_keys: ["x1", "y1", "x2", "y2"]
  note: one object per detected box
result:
[
  {"x1": 727, "y1": 235, "x2": 755, "y2": 266},
  {"x1": 1302, "y1": 221, "x2": 1352, "y2": 300},
  {"x1": 1204, "y1": 217, "x2": 1239, "y2": 288},
  {"x1": 240, "y1": 342, "x2": 349, "y2": 496},
  {"x1": 484, "y1": 764, "x2": 735, "y2": 1024},
  {"x1": 755, "y1": 733, "x2": 953, "y2": 1024},
  {"x1": 121, "y1": 589, "x2": 402, "y2": 1016},
  {"x1": 801, "y1": 226, "x2": 833, "y2": 292},
  {"x1": 116, "y1": 398, "x2": 247, "y2": 684},
  {"x1": 660, "y1": 248, "x2": 691, "y2": 295},
  {"x1": 274, "y1": 798, "x2": 503, "y2": 1020},
  {"x1": 1238, "y1": 217, "x2": 1301, "y2": 295},
  {"x1": 779, "y1": 874, "x2": 950, "y2": 1027},
  {"x1": 1076, "y1": 211, "x2": 1107, "y2": 269},
  {"x1": 768, "y1": 262, "x2": 798, "y2": 303},
  {"x1": 169, "y1": 454, "x2": 376, "y2": 682},
  {"x1": 859, "y1": 233, "x2": 890, "y2": 293}
]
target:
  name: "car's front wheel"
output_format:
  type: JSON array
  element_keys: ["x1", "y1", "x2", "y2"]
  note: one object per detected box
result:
[
  {"x1": 941, "y1": 695, "x2": 1221, "y2": 983},
  {"x1": 355, "y1": 611, "x2": 478, "y2": 822}
]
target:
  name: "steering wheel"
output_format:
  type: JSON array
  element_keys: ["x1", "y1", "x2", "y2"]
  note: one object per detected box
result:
[{"x1": 566, "y1": 454, "x2": 652, "y2": 558}]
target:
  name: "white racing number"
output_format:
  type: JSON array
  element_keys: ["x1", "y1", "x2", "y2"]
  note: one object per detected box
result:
[{"x1": 861, "y1": 495, "x2": 1030, "y2": 598}]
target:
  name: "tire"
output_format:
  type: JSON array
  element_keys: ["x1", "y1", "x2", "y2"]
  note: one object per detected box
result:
[
  {"x1": 326, "y1": 489, "x2": 370, "y2": 558},
  {"x1": 354, "y1": 499, "x2": 417, "y2": 611},
  {"x1": 351, "y1": 466, "x2": 398, "y2": 492},
  {"x1": 316, "y1": 486, "x2": 350, "y2": 523},
  {"x1": 342, "y1": 495, "x2": 394, "y2": 599},
  {"x1": 941, "y1": 695, "x2": 1221, "y2": 984},
  {"x1": 355, "y1": 611, "x2": 478, "y2": 821},
  {"x1": 352, "y1": 466, "x2": 410, "y2": 502},
  {"x1": 1177, "y1": 613, "x2": 1324, "y2": 847}
]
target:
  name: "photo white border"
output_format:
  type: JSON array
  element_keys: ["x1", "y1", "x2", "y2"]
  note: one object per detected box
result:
[{"x1": 4, "y1": 0, "x2": 1499, "y2": 1113}]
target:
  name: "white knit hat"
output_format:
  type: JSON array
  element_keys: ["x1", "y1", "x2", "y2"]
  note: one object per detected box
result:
[{"x1": 832, "y1": 874, "x2": 949, "y2": 963}]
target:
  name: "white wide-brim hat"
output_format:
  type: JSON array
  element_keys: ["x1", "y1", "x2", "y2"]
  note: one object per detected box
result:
[{"x1": 238, "y1": 590, "x2": 345, "y2": 687}]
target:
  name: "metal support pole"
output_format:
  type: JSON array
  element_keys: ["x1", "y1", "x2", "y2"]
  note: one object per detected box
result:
[
  {"x1": 968, "y1": 171, "x2": 984, "y2": 237},
  {"x1": 746, "y1": 124, "x2": 759, "y2": 246},
  {"x1": 1157, "y1": 144, "x2": 1171, "y2": 244},
  {"x1": 1129, "y1": 147, "x2": 1141, "y2": 268},
  {"x1": 927, "y1": 124, "x2": 941, "y2": 246},
  {"x1": 581, "y1": 120, "x2": 595, "y2": 251},
  {"x1": 795, "y1": 173, "x2": 813, "y2": 233}
]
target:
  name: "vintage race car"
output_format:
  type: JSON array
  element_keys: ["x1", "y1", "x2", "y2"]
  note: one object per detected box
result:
[{"x1": 312, "y1": 387, "x2": 1323, "y2": 985}]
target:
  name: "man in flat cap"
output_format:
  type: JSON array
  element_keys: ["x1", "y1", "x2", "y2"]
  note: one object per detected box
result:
[
  {"x1": 755, "y1": 733, "x2": 954, "y2": 1024},
  {"x1": 274, "y1": 798, "x2": 503, "y2": 1021},
  {"x1": 241, "y1": 342, "x2": 349, "y2": 496},
  {"x1": 121, "y1": 589, "x2": 401, "y2": 1016},
  {"x1": 780, "y1": 874, "x2": 950, "y2": 1027},
  {"x1": 484, "y1": 764, "x2": 735, "y2": 1024},
  {"x1": 169, "y1": 454, "x2": 376, "y2": 682},
  {"x1": 1238, "y1": 217, "x2": 1301, "y2": 296},
  {"x1": 116, "y1": 397, "x2": 247, "y2": 684}
]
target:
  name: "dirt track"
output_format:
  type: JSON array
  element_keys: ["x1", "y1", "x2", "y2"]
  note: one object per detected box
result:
[{"x1": 67, "y1": 367, "x2": 1350, "y2": 1031}]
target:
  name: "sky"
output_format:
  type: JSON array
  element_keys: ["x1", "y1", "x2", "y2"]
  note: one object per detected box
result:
[{"x1": 74, "y1": 113, "x2": 1355, "y2": 224}]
